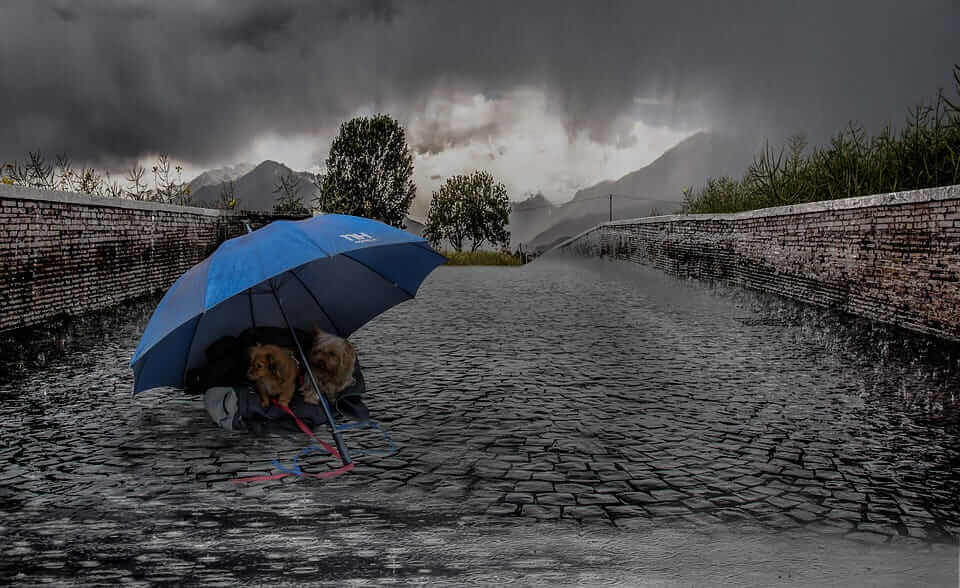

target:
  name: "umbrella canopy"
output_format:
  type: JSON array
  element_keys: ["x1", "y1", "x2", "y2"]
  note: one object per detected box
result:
[{"x1": 130, "y1": 214, "x2": 445, "y2": 394}]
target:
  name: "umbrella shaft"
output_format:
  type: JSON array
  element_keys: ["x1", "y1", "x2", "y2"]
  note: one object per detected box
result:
[{"x1": 269, "y1": 283, "x2": 353, "y2": 465}]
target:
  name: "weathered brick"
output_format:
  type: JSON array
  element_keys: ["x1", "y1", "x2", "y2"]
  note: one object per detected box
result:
[
  {"x1": 560, "y1": 184, "x2": 960, "y2": 340},
  {"x1": 0, "y1": 185, "x2": 301, "y2": 331}
]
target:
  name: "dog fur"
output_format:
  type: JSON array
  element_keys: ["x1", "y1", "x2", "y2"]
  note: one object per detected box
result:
[
  {"x1": 246, "y1": 343, "x2": 300, "y2": 408},
  {"x1": 301, "y1": 328, "x2": 357, "y2": 405}
]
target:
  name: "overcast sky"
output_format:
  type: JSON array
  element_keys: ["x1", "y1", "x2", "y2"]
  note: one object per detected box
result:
[{"x1": 2, "y1": 0, "x2": 958, "y2": 209}]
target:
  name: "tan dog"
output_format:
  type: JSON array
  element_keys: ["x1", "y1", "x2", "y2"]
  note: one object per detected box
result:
[
  {"x1": 301, "y1": 328, "x2": 357, "y2": 405},
  {"x1": 246, "y1": 343, "x2": 300, "y2": 408}
]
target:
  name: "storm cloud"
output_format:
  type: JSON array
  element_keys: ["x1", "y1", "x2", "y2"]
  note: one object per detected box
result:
[{"x1": 1, "y1": 0, "x2": 958, "y2": 171}]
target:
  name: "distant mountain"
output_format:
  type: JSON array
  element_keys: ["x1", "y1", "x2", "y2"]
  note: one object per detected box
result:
[
  {"x1": 509, "y1": 193, "x2": 557, "y2": 249},
  {"x1": 525, "y1": 131, "x2": 760, "y2": 252},
  {"x1": 570, "y1": 131, "x2": 757, "y2": 203},
  {"x1": 187, "y1": 163, "x2": 255, "y2": 193},
  {"x1": 190, "y1": 160, "x2": 315, "y2": 211}
]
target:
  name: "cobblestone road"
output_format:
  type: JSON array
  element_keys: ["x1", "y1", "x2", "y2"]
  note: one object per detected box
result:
[{"x1": 2, "y1": 258, "x2": 959, "y2": 585}]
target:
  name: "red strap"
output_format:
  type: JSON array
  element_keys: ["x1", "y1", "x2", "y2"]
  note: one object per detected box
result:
[{"x1": 233, "y1": 400, "x2": 354, "y2": 483}]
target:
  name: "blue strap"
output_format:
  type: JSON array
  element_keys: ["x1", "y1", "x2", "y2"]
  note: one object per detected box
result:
[
  {"x1": 272, "y1": 443, "x2": 334, "y2": 476},
  {"x1": 272, "y1": 419, "x2": 396, "y2": 475},
  {"x1": 334, "y1": 420, "x2": 397, "y2": 457}
]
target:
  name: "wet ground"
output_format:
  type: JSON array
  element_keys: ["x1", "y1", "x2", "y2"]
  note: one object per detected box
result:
[{"x1": 1, "y1": 258, "x2": 959, "y2": 585}]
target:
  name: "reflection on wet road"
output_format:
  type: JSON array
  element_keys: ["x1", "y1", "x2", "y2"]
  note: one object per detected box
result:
[{"x1": 1, "y1": 258, "x2": 958, "y2": 585}]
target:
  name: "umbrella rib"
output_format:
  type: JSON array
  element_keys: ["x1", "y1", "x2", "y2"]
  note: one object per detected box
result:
[
  {"x1": 341, "y1": 252, "x2": 416, "y2": 299},
  {"x1": 289, "y1": 269, "x2": 344, "y2": 337},
  {"x1": 411, "y1": 240, "x2": 449, "y2": 262},
  {"x1": 178, "y1": 313, "x2": 206, "y2": 392}
]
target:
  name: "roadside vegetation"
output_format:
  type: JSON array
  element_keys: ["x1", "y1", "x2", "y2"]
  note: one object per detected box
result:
[
  {"x1": 442, "y1": 250, "x2": 523, "y2": 266},
  {"x1": 683, "y1": 65, "x2": 960, "y2": 214},
  {"x1": 1, "y1": 152, "x2": 194, "y2": 206}
]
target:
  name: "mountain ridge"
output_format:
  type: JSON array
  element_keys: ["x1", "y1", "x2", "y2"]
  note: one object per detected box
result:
[
  {"x1": 522, "y1": 131, "x2": 760, "y2": 252},
  {"x1": 190, "y1": 160, "x2": 315, "y2": 210}
]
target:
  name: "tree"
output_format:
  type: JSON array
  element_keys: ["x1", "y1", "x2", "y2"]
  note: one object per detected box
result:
[
  {"x1": 314, "y1": 114, "x2": 415, "y2": 227},
  {"x1": 273, "y1": 170, "x2": 310, "y2": 216},
  {"x1": 423, "y1": 170, "x2": 511, "y2": 252}
]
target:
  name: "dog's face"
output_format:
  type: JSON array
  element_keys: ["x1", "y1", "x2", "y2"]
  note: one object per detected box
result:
[
  {"x1": 309, "y1": 331, "x2": 356, "y2": 377},
  {"x1": 246, "y1": 344, "x2": 297, "y2": 383},
  {"x1": 246, "y1": 344, "x2": 271, "y2": 381}
]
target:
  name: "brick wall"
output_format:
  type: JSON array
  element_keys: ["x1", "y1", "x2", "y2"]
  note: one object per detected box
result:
[
  {"x1": 554, "y1": 184, "x2": 960, "y2": 341},
  {"x1": 0, "y1": 185, "x2": 300, "y2": 332}
]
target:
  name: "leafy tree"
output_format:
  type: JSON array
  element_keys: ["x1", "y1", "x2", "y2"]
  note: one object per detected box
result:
[
  {"x1": 423, "y1": 170, "x2": 511, "y2": 252},
  {"x1": 273, "y1": 170, "x2": 310, "y2": 216},
  {"x1": 314, "y1": 114, "x2": 415, "y2": 227}
]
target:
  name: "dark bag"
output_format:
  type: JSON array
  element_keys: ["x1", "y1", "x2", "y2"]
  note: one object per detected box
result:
[{"x1": 203, "y1": 360, "x2": 370, "y2": 433}]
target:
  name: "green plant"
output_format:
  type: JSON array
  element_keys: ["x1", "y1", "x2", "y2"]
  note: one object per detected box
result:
[
  {"x1": 1, "y1": 150, "x2": 202, "y2": 205},
  {"x1": 152, "y1": 154, "x2": 191, "y2": 205},
  {"x1": 683, "y1": 65, "x2": 960, "y2": 214},
  {"x1": 125, "y1": 163, "x2": 153, "y2": 201}
]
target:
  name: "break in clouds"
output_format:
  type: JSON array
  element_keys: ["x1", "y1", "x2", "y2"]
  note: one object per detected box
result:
[{"x1": 2, "y1": 0, "x2": 958, "y2": 200}]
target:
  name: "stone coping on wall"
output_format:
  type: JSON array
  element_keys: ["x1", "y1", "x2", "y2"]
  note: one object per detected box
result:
[
  {"x1": 554, "y1": 183, "x2": 960, "y2": 252},
  {"x1": 0, "y1": 183, "x2": 232, "y2": 217}
]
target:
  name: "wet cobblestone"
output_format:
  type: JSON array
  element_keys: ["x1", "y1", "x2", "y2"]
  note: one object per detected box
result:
[{"x1": 2, "y1": 259, "x2": 960, "y2": 584}]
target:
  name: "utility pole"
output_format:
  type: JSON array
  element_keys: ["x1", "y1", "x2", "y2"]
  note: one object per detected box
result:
[{"x1": 609, "y1": 194, "x2": 612, "y2": 222}]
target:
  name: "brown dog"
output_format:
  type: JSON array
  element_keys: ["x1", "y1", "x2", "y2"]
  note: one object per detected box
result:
[
  {"x1": 300, "y1": 328, "x2": 357, "y2": 405},
  {"x1": 246, "y1": 343, "x2": 300, "y2": 408}
]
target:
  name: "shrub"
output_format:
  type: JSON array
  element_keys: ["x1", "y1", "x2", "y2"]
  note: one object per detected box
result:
[{"x1": 684, "y1": 65, "x2": 960, "y2": 214}]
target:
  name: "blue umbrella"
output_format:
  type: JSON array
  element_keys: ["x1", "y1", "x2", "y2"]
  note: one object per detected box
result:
[{"x1": 130, "y1": 213, "x2": 446, "y2": 463}]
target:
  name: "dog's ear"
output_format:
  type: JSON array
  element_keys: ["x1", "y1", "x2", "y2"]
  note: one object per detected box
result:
[
  {"x1": 330, "y1": 339, "x2": 353, "y2": 372},
  {"x1": 343, "y1": 340, "x2": 357, "y2": 366}
]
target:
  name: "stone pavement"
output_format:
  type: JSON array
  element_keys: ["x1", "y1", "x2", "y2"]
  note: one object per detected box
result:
[{"x1": 1, "y1": 259, "x2": 959, "y2": 585}]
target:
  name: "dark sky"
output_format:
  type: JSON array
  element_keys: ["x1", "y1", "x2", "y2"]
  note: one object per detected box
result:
[{"x1": 1, "y1": 0, "x2": 958, "y2": 194}]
